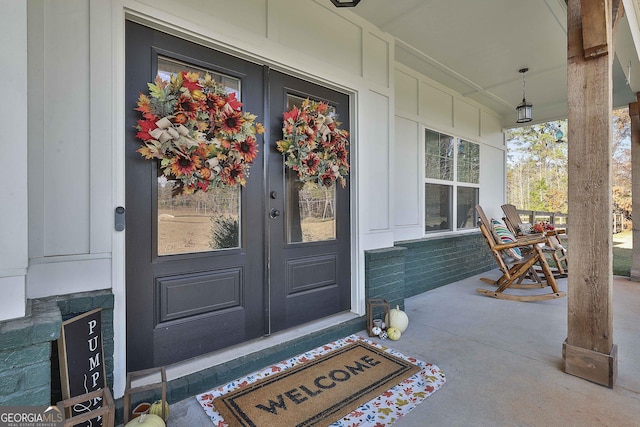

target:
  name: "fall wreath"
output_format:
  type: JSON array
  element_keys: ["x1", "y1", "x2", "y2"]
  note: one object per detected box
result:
[
  {"x1": 276, "y1": 99, "x2": 350, "y2": 188},
  {"x1": 135, "y1": 71, "x2": 264, "y2": 194}
]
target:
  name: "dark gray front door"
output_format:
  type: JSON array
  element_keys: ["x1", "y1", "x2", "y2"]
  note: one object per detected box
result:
[
  {"x1": 125, "y1": 22, "x2": 351, "y2": 371},
  {"x1": 266, "y1": 72, "x2": 351, "y2": 332}
]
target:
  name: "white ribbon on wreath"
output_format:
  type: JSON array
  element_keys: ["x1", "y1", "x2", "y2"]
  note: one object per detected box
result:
[{"x1": 149, "y1": 116, "x2": 199, "y2": 148}]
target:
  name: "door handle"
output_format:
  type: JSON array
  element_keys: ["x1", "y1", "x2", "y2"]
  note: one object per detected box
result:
[{"x1": 269, "y1": 208, "x2": 280, "y2": 218}]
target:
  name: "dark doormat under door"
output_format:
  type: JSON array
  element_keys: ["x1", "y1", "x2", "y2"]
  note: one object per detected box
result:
[{"x1": 198, "y1": 335, "x2": 446, "y2": 427}]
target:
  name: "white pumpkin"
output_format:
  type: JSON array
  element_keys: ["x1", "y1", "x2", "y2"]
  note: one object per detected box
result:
[
  {"x1": 385, "y1": 305, "x2": 409, "y2": 333},
  {"x1": 125, "y1": 414, "x2": 166, "y2": 427}
]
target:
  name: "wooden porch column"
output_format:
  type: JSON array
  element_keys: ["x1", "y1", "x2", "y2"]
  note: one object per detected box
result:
[
  {"x1": 630, "y1": 99, "x2": 640, "y2": 280},
  {"x1": 563, "y1": 0, "x2": 621, "y2": 388}
]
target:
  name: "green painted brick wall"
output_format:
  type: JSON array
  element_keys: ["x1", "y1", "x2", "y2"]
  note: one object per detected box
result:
[
  {"x1": 0, "y1": 290, "x2": 115, "y2": 407},
  {"x1": 365, "y1": 246, "x2": 407, "y2": 311},
  {"x1": 364, "y1": 233, "x2": 494, "y2": 307},
  {"x1": 0, "y1": 299, "x2": 61, "y2": 406},
  {"x1": 399, "y1": 232, "x2": 494, "y2": 297}
]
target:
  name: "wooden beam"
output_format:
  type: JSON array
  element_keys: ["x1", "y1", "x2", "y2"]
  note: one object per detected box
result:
[
  {"x1": 563, "y1": 340, "x2": 617, "y2": 388},
  {"x1": 630, "y1": 101, "x2": 639, "y2": 118},
  {"x1": 565, "y1": 0, "x2": 617, "y2": 387},
  {"x1": 580, "y1": 0, "x2": 609, "y2": 58}
]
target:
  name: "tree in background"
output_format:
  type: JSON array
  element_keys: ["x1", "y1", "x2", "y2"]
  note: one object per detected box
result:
[
  {"x1": 506, "y1": 108, "x2": 630, "y2": 217},
  {"x1": 506, "y1": 120, "x2": 568, "y2": 213},
  {"x1": 612, "y1": 109, "x2": 631, "y2": 220}
]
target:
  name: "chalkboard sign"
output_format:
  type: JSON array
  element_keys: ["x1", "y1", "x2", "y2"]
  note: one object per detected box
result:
[{"x1": 58, "y1": 308, "x2": 108, "y2": 426}]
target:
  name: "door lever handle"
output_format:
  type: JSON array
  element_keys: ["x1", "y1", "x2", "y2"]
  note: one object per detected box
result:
[{"x1": 269, "y1": 208, "x2": 280, "y2": 218}]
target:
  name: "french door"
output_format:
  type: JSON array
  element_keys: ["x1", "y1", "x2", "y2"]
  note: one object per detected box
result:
[
  {"x1": 266, "y1": 71, "x2": 351, "y2": 332},
  {"x1": 125, "y1": 22, "x2": 351, "y2": 371}
]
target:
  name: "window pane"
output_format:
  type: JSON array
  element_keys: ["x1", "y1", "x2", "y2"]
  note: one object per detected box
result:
[
  {"x1": 425, "y1": 129, "x2": 454, "y2": 181},
  {"x1": 425, "y1": 183, "x2": 452, "y2": 232},
  {"x1": 156, "y1": 57, "x2": 242, "y2": 255},
  {"x1": 457, "y1": 139, "x2": 480, "y2": 184},
  {"x1": 457, "y1": 186, "x2": 479, "y2": 229}
]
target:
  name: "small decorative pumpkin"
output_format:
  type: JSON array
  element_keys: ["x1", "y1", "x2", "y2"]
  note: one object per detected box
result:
[
  {"x1": 386, "y1": 326, "x2": 401, "y2": 341},
  {"x1": 125, "y1": 413, "x2": 166, "y2": 427},
  {"x1": 379, "y1": 330, "x2": 388, "y2": 340},
  {"x1": 385, "y1": 305, "x2": 409, "y2": 333},
  {"x1": 149, "y1": 400, "x2": 169, "y2": 421},
  {"x1": 371, "y1": 326, "x2": 382, "y2": 336}
]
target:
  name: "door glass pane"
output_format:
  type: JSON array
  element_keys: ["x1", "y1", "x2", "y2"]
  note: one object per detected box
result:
[
  {"x1": 285, "y1": 95, "x2": 337, "y2": 243},
  {"x1": 457, "y1": 186, "x2": 479, "y2": 229},
  {"x1": 158, "y1": 177, "x2": 240, "y2": 255},
  {"x1": 425, "y1": 183, "x2": 452, "y2": 232},
  {"x1": 156, "y1": 57, "x2": 241, "y2": 255},
  {"x1": 286, "y1": 172, "x2": 336, "y2": 243}
]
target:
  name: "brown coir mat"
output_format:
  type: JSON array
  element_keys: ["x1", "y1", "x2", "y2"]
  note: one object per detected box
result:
[{"x1": 213, "y1": 341, "x2": 420, "y2": 427}]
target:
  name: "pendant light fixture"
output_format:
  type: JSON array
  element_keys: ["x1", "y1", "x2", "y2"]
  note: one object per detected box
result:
[
  {"x1": 330, "y1": 0, "x2": 361, "y2": 6},
  {"x1": 516, "y1": 68, "x2": 533, "y2": 123}
]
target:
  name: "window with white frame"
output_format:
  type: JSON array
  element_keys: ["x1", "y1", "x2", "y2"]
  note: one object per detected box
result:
[{"x1": 424, "y1": 129, "x2": 479, "y2": 233}]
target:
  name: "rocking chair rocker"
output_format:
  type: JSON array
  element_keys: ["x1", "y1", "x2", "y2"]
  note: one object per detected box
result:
[{"x1": 476, "y1": 205, "x2": 566, "y2": 302}]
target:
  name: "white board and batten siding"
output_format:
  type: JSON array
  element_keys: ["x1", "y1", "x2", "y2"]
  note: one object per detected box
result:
[
  {"x1": 393, "y1": 64, "x2": 506, "y2": 241},
  {"x1": 0, "y1": 0, "x2": 29, "y2": 321}
]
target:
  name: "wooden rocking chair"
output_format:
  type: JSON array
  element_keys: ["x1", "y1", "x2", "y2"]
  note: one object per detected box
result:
[
  {"x1": 476, "y1": 205, "x2": 566, "y2": 302},
  {"x1": 501, "y1": 203, "x2": 568, "y2": 276}
]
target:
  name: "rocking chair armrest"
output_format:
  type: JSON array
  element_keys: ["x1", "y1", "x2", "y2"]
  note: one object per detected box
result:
[
  {"x1": 545, "y1": 229, "x2": 566, "y2": 236},
  {"x1": 515, "y1": 234, "x2": 547, "y2": 245},
  {"x1": 493, "y1": 237, "x2": 545, "y2": 251}
]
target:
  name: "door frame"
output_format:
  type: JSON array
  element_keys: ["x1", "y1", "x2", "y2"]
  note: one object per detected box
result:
[{"x1": 111, "y1": 12, "x2": 362, "y2": 396}]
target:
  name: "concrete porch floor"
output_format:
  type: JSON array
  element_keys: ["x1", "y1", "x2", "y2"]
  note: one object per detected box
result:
[{"x1": 162, "y1": 272, "x2": 640, "y2": 426}]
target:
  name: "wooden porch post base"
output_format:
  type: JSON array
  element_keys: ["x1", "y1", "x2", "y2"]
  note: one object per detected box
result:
[{"x1": 562, "y1": 339, "x2": 618, "y2": 388}]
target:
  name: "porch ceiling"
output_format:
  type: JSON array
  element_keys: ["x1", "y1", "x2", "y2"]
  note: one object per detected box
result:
[{"x1": 348, "y1": 0, "x2": 640, "y2": 128}]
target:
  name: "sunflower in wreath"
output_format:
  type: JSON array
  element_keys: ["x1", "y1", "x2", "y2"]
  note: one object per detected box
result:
[{"x1": 135, "y1": 71, "x2": 264, "y2": 194}]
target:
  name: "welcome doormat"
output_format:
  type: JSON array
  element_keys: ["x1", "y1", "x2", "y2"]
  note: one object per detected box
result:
[{"x1": 197, "y1": 335, "x2": 446, "y2": 426}]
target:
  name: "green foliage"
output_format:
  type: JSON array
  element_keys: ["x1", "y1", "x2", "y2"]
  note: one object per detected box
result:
[
  {"x1": 506, "y1": 108, "x2": 631, "y2": 217},
  {"x1": 506, "y1": 120, "x2": 568, "y2": 213},
  {"x1": 612, "y1": 109, "x2": 632, "y2": 219},
  {"x1": 613, "y1": 231, "x2": 632, "y2": 277},
  {"x1": 210, "y1": 216, "x2": 239, "y2": 249}
]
